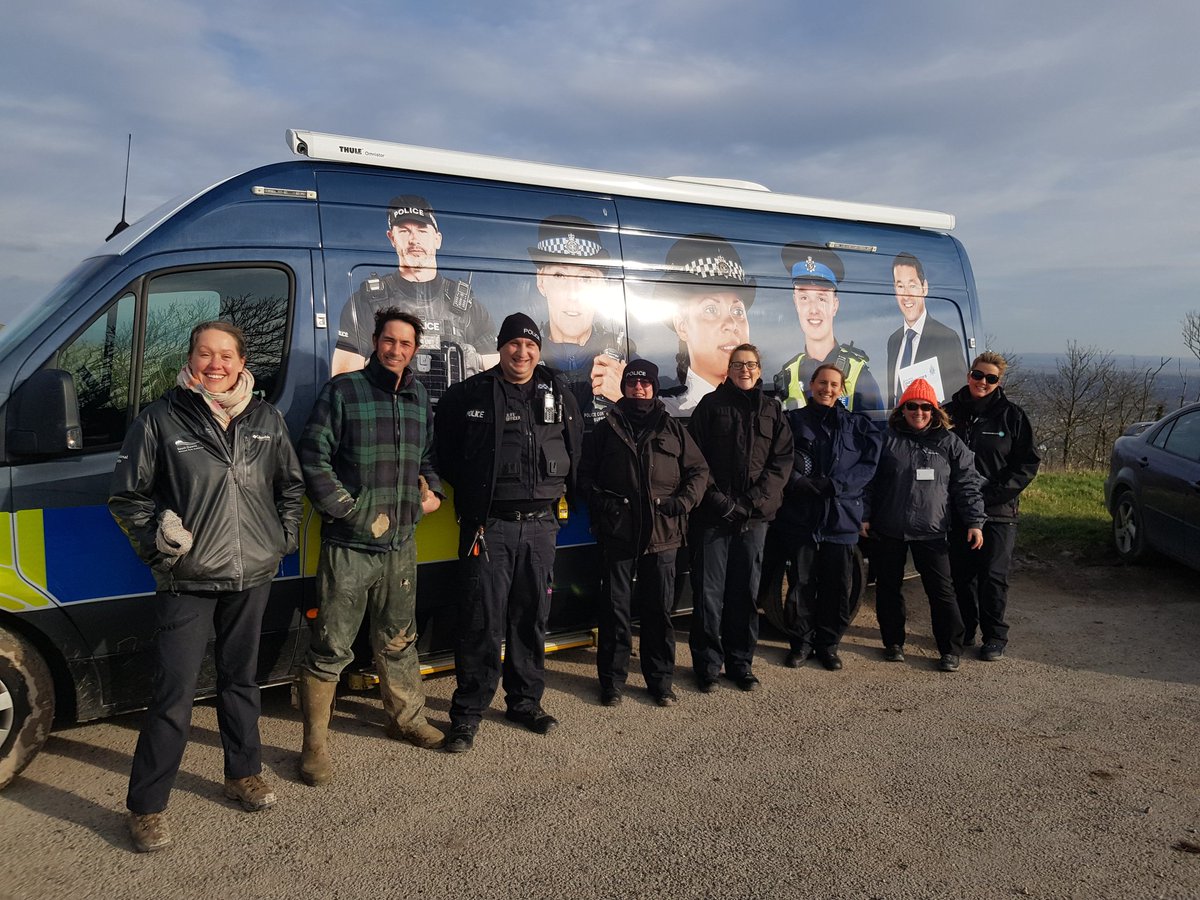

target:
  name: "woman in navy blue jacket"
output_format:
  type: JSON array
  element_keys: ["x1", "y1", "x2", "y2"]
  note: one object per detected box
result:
[{"x1": 772, "y1": 364, "x2": 881, "y2": 670}]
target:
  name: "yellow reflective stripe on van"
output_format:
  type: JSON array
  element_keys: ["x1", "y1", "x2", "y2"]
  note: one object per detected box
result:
[
  {"x1": 298, "y1": 490, "x2": 462, "y2": 578},
  {"x1": 0, "y1": 510, "x2": 55, "y2": 611}
]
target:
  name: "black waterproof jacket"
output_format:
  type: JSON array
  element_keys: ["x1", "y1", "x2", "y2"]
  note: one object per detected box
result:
[
  {"x1": 942, "y1": 385, "x2": 1040, "y2": 522},
  {"x1": 865, "y1": 421, "x2": 985, "y2": 541},
  {"x1": 579, "y1": 399, "x2": 709, "y2": 555},
  {"x1": 435, "y1": 364, "x2": 583, "y2": 527},
  {"x1": 109, "y1": 388, "x2": 305, "y2": 592},
  {"x1": 687, "y1": 379, "x2": 794, "y2": 529}
]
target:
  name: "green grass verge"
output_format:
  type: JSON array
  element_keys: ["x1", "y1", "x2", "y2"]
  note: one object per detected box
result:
[{"x1": 1016, "y1": 470, "x2": 1111, "y2": 562}]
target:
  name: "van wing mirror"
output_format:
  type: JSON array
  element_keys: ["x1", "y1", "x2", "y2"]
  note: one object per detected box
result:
[{"x1": 7, "y1": 369, "x2": 84, "y2": 455}]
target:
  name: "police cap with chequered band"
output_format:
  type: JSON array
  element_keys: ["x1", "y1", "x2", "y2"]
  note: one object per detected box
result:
[{"x1": 528, "y1": 215, "x2": 614, "y2": 266}]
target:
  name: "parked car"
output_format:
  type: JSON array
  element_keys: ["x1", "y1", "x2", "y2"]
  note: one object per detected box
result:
[{"x1": 1104, "y1": 402, "x2": 1200, "y2": 570}]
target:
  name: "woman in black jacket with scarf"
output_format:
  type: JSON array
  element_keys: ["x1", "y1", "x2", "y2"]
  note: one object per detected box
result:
[
  {"x1": 863, "y1": 377, "x2": 984, "y2": 672},
  {"x1": 942, "y1": 352, "x2": 1040, "y2": 661},
  {"x1": 580, "y1": 360, "x2": 709, "y2": 707}
]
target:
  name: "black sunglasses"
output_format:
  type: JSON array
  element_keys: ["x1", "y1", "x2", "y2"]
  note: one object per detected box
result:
[
  {"x1": 969, "y1": 369, "x2": 1000, "y2": 384},
  {"x1": 904, "y1": 402, "x2": 934, "y2": 412}
]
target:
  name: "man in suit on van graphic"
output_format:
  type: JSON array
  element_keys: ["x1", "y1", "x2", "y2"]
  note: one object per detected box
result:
[
  {"x1": 529, "y1": 215, "x2": 630, "y2": 426},
  {"x1": 772, "y1": 242, "x2": 882, "y2": 413},
  {"x1": 332, "y1": 195, "x2": 495, "y2": 400},
  {"x1": 885, "y1": 251, "x2": 966, "y2": 407}
]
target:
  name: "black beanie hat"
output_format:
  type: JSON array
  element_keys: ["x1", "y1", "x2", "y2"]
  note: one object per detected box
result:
[
  {"x1": 622, "y1": 358, "x2": 660, "y2": 394},
  {"x1": 496, "y1": 312, "x2": 542, "y2": 349}
]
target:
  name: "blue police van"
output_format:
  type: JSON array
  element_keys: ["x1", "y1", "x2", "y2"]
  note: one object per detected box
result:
[{"x1": 0, "y1": 129, "x2": 984, "y2": 786}]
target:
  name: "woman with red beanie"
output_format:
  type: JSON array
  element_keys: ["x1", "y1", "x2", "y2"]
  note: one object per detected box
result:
[{"x1": 862, "y1": 378, "x2": 985, "y2": 671}]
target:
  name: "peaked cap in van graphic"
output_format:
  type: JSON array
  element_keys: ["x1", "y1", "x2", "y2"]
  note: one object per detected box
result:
[{"x1": 528, "y1": 215, "x2": 615, "y2": 266}]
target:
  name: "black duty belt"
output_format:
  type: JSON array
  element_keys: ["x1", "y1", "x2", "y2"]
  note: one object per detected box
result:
[{"x1": 491, "y1": 507, "x2": 552, "y2": 522}]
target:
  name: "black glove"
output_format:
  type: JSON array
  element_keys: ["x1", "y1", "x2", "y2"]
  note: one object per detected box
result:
[
  {"x1": 657, "y1": 496, "x2": 686, "y2": 517},
  {"x1": 706, "y1": 491, "x2": 737, "y2": 520},
  {"x1": 811, "y1": 477, "x2": 835, "y2": 498},
  {"x1": 731, "y1": 499, "x2": 754, "y2": 522},
  {"x1": 788, "y1": 475, "x2": 820, "y2": 497}
]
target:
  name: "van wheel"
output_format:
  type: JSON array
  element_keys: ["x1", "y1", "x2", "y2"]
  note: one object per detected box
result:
[
  {"x1": 0, "y1": 626, "x2": 55, "y2": 790},
  {"x1": 1112, "y1": 491, "x2": 1146, "y2": 563}
]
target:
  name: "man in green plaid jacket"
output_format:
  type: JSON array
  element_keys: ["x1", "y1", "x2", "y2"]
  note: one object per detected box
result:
[{"x1": 295, "y1": 307, "x2": 445, "y2": 786}]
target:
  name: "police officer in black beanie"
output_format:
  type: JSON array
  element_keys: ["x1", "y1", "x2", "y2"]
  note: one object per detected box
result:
[
  {"x1": 435, "y1": 313, "x2": 582, "y2": 752},
  {"x1": 579, "y1": 360, "x2": 709, "y2": 707}
]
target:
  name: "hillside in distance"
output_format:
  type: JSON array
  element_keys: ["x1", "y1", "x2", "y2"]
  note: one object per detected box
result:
[{"x1": 1015, "y1": 352, "x2": 1200, "y2": 408}]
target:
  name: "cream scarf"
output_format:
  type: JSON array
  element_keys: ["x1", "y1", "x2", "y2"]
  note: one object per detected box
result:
[{"x1": 177, "y1": 364, "x2": 255, "y2": 430}]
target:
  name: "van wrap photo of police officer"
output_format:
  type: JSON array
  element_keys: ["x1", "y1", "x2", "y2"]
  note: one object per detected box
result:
[
  {"x1": 332, "y1": 194, "x2": 495, "y2": 401},
  {"x1": 772, "y1": 242, "x2": 882, "y2": 413},
  {"x1": 656, "y1": 233, "x2": 755, "y2": 416},
  {"x1": 529, "y1": 214, "x2": 631, "y2": 427}
]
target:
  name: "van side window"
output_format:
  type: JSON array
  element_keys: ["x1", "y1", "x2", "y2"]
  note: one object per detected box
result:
[
  {"x1": 57, "y1": 292, "x2": 137, "y2": 447},
  {"x1": 140, "y1": 267, "x2": 291, "y2": 405}
]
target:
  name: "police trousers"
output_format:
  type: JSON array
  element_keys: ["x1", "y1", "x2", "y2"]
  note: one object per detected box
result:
[
  {"x1": 450, "y1": 517, "x2": 558, "y2": 728},
  {"x1": 127, "y1": 583, "x2": 270, "y2": 814}
]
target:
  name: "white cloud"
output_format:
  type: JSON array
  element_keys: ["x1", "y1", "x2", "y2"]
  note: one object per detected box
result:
[{"x1": 1, "y1": 0, "x2": 1198, "y2": 355}]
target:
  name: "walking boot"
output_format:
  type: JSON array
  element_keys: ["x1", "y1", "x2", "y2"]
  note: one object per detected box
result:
[
  {"x1": 298, "y1": 672, "x2": 336, "y2": 786},
  {"x1": 379, "y1": 662, "x2": 444, "y2": 750}
]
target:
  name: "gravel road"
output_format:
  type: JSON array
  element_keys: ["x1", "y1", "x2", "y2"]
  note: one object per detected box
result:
[{"x1": 2, "y1": 559, "x2": 1198, "y2": 900}]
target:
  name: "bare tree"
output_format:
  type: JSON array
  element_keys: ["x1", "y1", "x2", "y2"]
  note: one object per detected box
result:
[
  {"x1": 1184, "y1": 310, "x2": 1200, "y2": 366},
  {"x1": 1026, "y1": 342, "x2": 1172, "y2": 470},
  {"x1": 1029, "y1": 342, "x2": 1113, "y2": 469}
]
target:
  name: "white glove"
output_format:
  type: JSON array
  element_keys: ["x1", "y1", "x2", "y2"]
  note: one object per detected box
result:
[{"x1": 155, "y1": 509, "x2": 193, "y2": 557}]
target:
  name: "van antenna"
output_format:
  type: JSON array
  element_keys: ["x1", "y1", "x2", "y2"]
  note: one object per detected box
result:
[{"x1": 106, "y1": 133, "x2": 132, "y2": 241}]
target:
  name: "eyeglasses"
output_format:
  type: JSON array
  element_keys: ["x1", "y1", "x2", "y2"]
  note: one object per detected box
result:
[
  {"x1": 904, "y1": 402, "x2": 934, "y2": 412},
  {"x1": 627, "y1": 377, "x2": 655, "y2": 387},
  {"x1": 728, "y1": 361, "x2": 760, "y2": 372},
  {"x1": 969, "y1": 369, "x2": 1000, "y2": 385}
]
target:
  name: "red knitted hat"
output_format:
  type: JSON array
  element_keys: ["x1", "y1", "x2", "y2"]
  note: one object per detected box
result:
[{"x1": 898, "y1": 377, "x2": 939, "y2": 408}]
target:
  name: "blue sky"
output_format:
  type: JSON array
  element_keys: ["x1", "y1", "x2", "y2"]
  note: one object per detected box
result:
[{"x1": 2, "y1": 0, "x2": 1198, "y2": 358}]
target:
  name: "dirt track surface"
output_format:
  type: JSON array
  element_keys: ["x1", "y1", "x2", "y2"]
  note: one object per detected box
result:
[{"x1": 2, "y1": 559, "x2": 1198, "y2": 900}]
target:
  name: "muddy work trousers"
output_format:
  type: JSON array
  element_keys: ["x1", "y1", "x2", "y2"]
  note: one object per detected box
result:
[{"x1": 303, "y1": 539, "x2": 428, "y2": 731}]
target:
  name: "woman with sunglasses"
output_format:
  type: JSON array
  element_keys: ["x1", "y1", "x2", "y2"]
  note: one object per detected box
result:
[
  {"x1": 687, "y1": 344, "x2": 793, "y2": 692},
  {"x1": 942, "y1": 353, "x2": 1040, "y2": 661},
  {"x1": 862, "y1": 378, "x2": 985, "y2": 671}
]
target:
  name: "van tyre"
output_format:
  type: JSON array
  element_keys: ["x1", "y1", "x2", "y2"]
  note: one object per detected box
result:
[
  {"x1": 1112, "y1": 491, "x2": 1147, "y2": 564},
  {"x1": 0, "y1": 626, "x2": 55, "y2": 790}
]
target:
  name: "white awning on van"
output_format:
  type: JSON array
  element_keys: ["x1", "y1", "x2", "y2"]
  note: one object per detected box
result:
[{"x1": 286, "y1": 129, "x2": 956, "y2": 232}]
